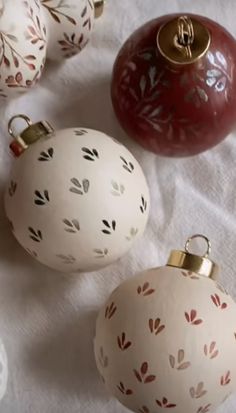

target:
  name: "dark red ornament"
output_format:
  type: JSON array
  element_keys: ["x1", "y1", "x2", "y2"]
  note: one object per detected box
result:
[{"x1": 111, "y1": 14, "x2": 236, "y2": 157}]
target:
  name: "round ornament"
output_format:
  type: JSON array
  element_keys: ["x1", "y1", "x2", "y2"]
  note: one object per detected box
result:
[
  {"x1": 5, "y1": 115, "x2": 150, "y2": 273},
  {"x1": 94, "y1": 235, "x2": 236, "y2": 413},
  {"x1": 0, "y1": 0, "x2": 47, "y2": 99},
  {"x1": 0, "y1": 340, "x2": 8, "y2": 402},
  {"x1": 41, "y1": 0, "x2": 104, "y2": 60},
  {"x1": 111, "y1": 14, "x2": 236, "y2": 157},
  {"x1": 0, "y1": 0, "x2": 105, "y2": 99}
]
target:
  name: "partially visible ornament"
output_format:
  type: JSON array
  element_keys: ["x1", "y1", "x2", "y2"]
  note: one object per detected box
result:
[
  {"x1": 0, "y1": 0, "x2": 47, "y2": 99},
  {"x1": 0, "y1": 0, "x2": 105, "y2": 99},
  {"x1": 0, "y1": 340, "x2": 8, "y2": 402},
  {"x1": 111, "y1": 14, "x2": 236, "y2": 157},
  {"x1": 5, "y1": 114, "x2": 149, "y2": 273},
  {"x1": 42, "y1": 0, "x2": 104, "y2": 60},
  {"x1": 94, "y1": 235, "x2": 236, "y2": 413}
]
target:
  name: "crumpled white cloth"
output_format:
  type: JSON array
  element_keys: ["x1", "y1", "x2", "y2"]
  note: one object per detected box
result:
[{"x1": 0, "y1": 0, "x2": 236, "y2": 412}]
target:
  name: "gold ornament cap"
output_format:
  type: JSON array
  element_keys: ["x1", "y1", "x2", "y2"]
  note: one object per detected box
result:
[
  {"x1": 94, "y1": 0, "x2": 105, "y2": 18},
  {"x1": 167, "y1": 234, "x2": 218, "y2": 280},
  {"x1": 157, "y1": 15, "x2": 211, "y2": 65},
  {"x1": 8, "y1": 114, "x2": 54, "y2": 157}
]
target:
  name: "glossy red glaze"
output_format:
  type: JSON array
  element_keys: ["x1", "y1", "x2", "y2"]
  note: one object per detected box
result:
[{"x1": 111, "y1": 14, "x2": 236, "y2": 157}]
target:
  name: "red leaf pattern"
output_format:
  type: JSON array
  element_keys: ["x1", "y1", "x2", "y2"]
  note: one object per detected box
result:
[
  {"x1": 221, "y1": 371, "x2": 231, "y2": 386},
  {"x1": 117, "y1": 332, "x2": 132, "y2": 351},
  {"x1": 197, "y1": 405, "x2": 212, "y2": 413},
  {"x1": 149, "y1": 318, "x2": 165, "y2": 335},
  {"x1": 137, "y1": 282, "x2": 155, "y2": 296},
  {"x1": 138, "y1": 407, "x2": 149, "y2": 413},
  {"x1": 190, "y1": 382, "x2": 207, "y2": 399},
  {"x1": 41, "y1": 0, "x2": 77, "y2": 25},
  {"x1": 156, "y1": 397, "x2": 177, "y2": 408},
  {"x1": 185, "y1": 309, "x2": 203, "y2": 325},
  {"x1": 95, "y1": 272, "x2": 236, "y2": 411},
  {"x1": 98, "y1": 346, "x2": 108, "y2": 368},
  {"x1": 117, "y1": 381, "x2": 133, "y2": 396},
  {"x1": 204, "y1": 342, "x2": 219, "y2": 359},
  {"x1": 24, "y1": 1, "x2": 47, "y2": 51},
  {"x1": 105, "y1": 302, "x2": 117, "y2": 319},
  {"x1": 134, "y1": 362, "x2": 156, "y2": 384},
  {"x1": 181, "y1": 271, "x2": 200, "y2": 280},
  {"x1": 41, "y1": 0, "x2": 93, "y2": 58},
  {"x1": 211, "y1": 293, "x2": 228, "y2": 310},
  {"x1": 169, "y1": 349, "x2": 191, "y2": 370},
  {"x1": 58, "y1": 33, "x2": 89, "y2": 58}
]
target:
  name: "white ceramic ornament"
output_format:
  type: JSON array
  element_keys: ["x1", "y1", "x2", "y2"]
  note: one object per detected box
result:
[
  {"x1": 0, "y1": 340, "x2": 8, "y2": 402},
  {"x1": 94, "y1": 235, "x2": 236, "y2": 413},
  {"x1": 0, "y1": 0, "x2": 104, "y2": 99},
  {"x1": 42, "y1": 0, "x2": 103, "y2": 60},
  {"x1": 0, "y1": 0, "x2": 47, "y2": 99},
  {"x1": 5, "y1": 115, "x2": 150, "y2": 273}
]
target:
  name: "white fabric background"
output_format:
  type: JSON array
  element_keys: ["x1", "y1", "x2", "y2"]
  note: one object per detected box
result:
[{"x1": 0, "y1": 0, "x2": 236, "y2": 412}]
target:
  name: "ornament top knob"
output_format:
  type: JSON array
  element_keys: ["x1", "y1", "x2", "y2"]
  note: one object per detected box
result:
[
  {"x1": 157, "y1": 14, "x2": 211, "y2": 65},
  {"x1": 167, "y1": 234, "x2": 218, "y2": 279},
  {"x1": 8, "y1": 114, "x2": 54, "y2": 157},
  {"x1": 94, "y1": 0, "x2": 105, "y2": 19}
]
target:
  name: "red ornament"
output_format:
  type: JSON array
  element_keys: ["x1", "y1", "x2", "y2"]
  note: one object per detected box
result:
[{"x1": 111, "y1": 14, "x2": 236, "y2": 157}]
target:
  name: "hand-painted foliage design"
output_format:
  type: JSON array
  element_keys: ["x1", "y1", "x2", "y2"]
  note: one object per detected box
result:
[
  {"x1": 95, "y1": 270, "x2": 235, "y2": 413},
  {"x1": 116, "y1": 44, "x2": 234, "y2": 145}
]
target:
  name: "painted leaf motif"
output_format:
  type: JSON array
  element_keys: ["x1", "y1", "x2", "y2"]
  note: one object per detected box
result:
[
  {"x1": 140, "y1": 75, "x2": 146, "y2": 95},
  {"x1": 134, "y1": 369, "x2": 142, "y2": 382},
  {"x1": 169, "y1": 355, "x2": 175, "y2": 369},
  {"x1": 196, "y1": 87, "x2": 208, "y2": 102},
  {"x1": 149, "y1": 66, "x2": 157, "y2": 87},
  {"x1": 82, "y1": 179, "x2": 90, "y2": 193},
  {"x1": 191, "y1": 310, "x2": 197, "y2": 321},
  {"x1": 207, "y1": 51, "x2": 215, "y2": 64},
  {"x1": 71, "y1": 178, "x2": 81, "y2": 187},
  {"x1": 207, "y1": 69, "x2": 221, "y2": 77},
  {"x1": 141, "y1": 362, "x2": 148, "y2": 375},
  {"x1": 144, "y1": 375, "x2": 156, "y2": 383},
  {"x1": 70, "y1": 188, "x2": 83, "y2": 195},
  {"x1": 143, "y1": 289, "x2": 155, "y2": 296},
  {"x1": 193, "y1": 319, "x2": 203, "y2": 325},
  {"x1": 178, "y1": 362, "x2": 191, "y2": 370},
  {"x1": 216, "y1": 51, "x2": 227, "y2": 69},
  {"x1": 185, "y1": 312, "x2": 190, "y2": 322},
  {"x1": 178, "y1": 350, "x2": 184, "y2": 363}
]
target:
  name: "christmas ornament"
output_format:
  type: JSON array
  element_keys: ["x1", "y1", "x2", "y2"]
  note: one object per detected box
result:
[
  {"x1": 0, "y1": 340, "x2": 8, "y2": 402},
  {"x1": 41, "y1": 0, "x2": 104, "y2": 60},
  {"x1": 0, "y1": 0, "x2": 105, "y2": 99},
  {"x1": 5, "y1": 114, "x2": 150, "y2": 273},
  {"x1": 94, "y1": 235, "x2": 236, "y2": 413},
  {"x1": 0, "y1": 0, "x2": 46, "y2": 98},
  {"x1": 111, "y1": 14, "x2": 236, "y2": 157}
]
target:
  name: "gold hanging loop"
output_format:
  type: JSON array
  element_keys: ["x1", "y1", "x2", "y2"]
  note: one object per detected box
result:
[
  {"x1": 8, "y1": 114, "x2": 54, "y2": 157},
  {"x1": 157, "y1": 15, "x2": 211, "y2": 65},
  {"x1": 175, "y1": 16, "x2": 194, "y2": 58},
  {"x1": 167, "y1": 234, "x2": 218, "y2": 279},
  {"x1": 8, "y1": 114, "x2": 32, "y2": 140},
  {"x1": 185, "y1": 234, "x2": 212, "y2": 258}
]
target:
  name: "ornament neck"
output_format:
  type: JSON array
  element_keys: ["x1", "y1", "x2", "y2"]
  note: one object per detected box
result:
[
  {"x1": 167, "y1": 234, "x2": 218, "y2": 279},
  {"x1": 94, "y1": 0, "x2": 105, "y2": 18},
  {"x1": 157, "y1": 15, "x2": 211, "y2": 65},
  {"x1": 8, "y1": 114, "x2": 54, "y2": 157}
]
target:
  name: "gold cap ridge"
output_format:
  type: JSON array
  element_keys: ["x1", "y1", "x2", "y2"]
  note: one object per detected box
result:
[
  {"x1": 157, "y1": 15, "x2": 211, "y2": 65},
  {"x1": 167, "y1": 235, "x2": 218, "y2": 279}
]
